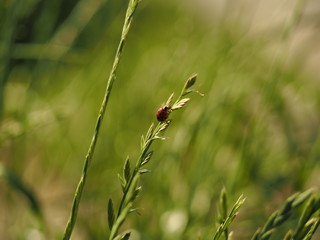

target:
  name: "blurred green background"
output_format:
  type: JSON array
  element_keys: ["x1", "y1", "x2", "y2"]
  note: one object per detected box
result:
[{"x1": 1, "y1": 0, "x2": 319, "y2": 239}]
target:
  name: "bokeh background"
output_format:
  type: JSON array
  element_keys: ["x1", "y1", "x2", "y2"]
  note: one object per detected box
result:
[{"x1": 1, "y1": 0, "x2": 319, "y2": 239}]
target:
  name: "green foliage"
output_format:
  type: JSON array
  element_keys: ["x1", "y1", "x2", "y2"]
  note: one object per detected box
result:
[
  {"x1": 61, "y1": 0, "x2": 141, "y2": 239},
  {"x1": 212, "y1": 192, "x2": 245, "y2": 240},
  {"x1": 109, "y1": 75, "x2": 200, "y2": 240},
  {"x1": 0, "y1": 0, "x2": 320, "y2": 239},
  {"x1": 216, "y1": 188, "x2": 229, "y2": 240},
  {"x1": 251, "y1": 190, "x2": 319, "y2": 240},
  {"x1": 0, "y1": 163, "x2": 42, "y2": 217}
]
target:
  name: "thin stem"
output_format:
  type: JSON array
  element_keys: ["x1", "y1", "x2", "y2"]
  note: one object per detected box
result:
[
  {"x1": 251, "y1": 190, "x2": 313, "y2": 240},
  {"x1": 62, "y1": 1, "x2": 140, "y2": 239},
  {"x1": 116, "y1": 122, "x2": 163, "y2": 217},
  {"x1": 109, "y1": 74, "x2": 200, "y2": 239},
  {"x1": 212, "y1": 195, "x2": 245, "y2": 240}
]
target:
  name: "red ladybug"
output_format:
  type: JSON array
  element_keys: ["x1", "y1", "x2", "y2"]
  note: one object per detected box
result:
[{"x1": 156, "y1": 105, "x2": 171, "y2": 122}]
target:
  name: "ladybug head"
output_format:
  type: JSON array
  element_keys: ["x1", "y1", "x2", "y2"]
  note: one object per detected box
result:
[{"x1": 163, "y1": 105, "x2": 170, "y2": 111}]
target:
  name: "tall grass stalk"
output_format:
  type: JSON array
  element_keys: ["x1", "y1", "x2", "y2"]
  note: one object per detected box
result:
[
  {"x1": 216, "y1": 188, "x2": 229, "y2": 240},
  {"x1": 302, "y1": 215, "x2": 320, "y2": 240},
  {"x1": 212, "y1": 194, "x2": 245, "y2": 240},
  {"x1": 62, "y1": 0, "x2": 140, "y2": 239},
  {"x1": 293, "y1": 196, "x2": 320, "y2": 239},
  {"x1": 108, "y1": 74, "x2": 201, "y2": 240},
  {"x1": 251, "y1": 189, "x2": 316, "y2": 240}
]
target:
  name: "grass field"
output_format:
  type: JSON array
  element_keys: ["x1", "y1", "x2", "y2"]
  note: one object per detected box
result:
[{"x1": 0, "y1": 0, "x2": 319, "y2": 239}]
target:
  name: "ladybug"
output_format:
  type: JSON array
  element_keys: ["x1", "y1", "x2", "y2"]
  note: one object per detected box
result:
[{"x1": 156, "y1": 105, "x2": 171, "y2": 122}]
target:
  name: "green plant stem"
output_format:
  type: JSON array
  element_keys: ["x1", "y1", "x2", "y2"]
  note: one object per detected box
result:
[
  {"x1": 110, "y1": 121, "x2": 167, "y2": 240},
  {"x1": 116, "y1": 124, "x2": 158, "y2": 217},
  {"x1": 62, "y1": 1, "x2": 140, "y2": 239},
  {"x1": 251, "y1": 190, "x2": 313, "y2": 240},
  {"x1": 108, "y1": 74, "x2": 200, "y2": 240},
  {"x1": 114, "y1": 76, "x2": 198, "y2": 218},
  {"x1": 217, "y1": 188, "x2": 229, "y2": 240},
  {"x1": 212, "y1": 195, "x2": 245, "y2": 240},
  {"x1": 302, "y1": 214, "x2": 320, "y2": 240}
]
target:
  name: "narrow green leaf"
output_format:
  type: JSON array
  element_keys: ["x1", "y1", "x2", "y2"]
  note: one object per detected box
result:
[
  {"x1": 262, "y1": 211, "x2": 278, "y2": 233},
  {"x1": 131, "y1": 186, "x2": 142, "y2": 202},
  {"x1": 140, "y1": 135, "x2": 145, "y2": 151},
  {"x1": 312, "y1": 198, "x2": 320, "y2": 212},
  {"x1": 2, "y1": 168, "x2": 42, "y2": 217},
  {"x1": 165, "y1": 93, "x2": 174, "y2": 106},
  {"x1": 278, "y1": 193, "x2": 297, "y2": 217},
  {"x1": 152, "y1": 136, "x2": 166, "y2": 141},
  {"x1": 251, "y1": 229, "x2": 261, "y2": 240},
  {"x1": 123, "y1": 157, "x2": 131, "y2": 182},
  {"x1": 260, "y1": 229, "x2": 274, "y2": 240},
  {"x1": 220, "y1": 187, "x2": 228, "y2": 219},
  {"x1": 216, "y1": 188, "x2": 229, "y2": 240},
  {"x1": 229, "y1": 195, "x2": 246, "y2": 216},
  {"x1": 121, "y1": 232, "x2": 131, "y2": 240},
  {"x1": 129, "y1": 208, "x2": 139, "y2": 213},
  {"x1": 302, "y1": 217, "x2": 320, "y2": 240},
  {"x1": 212, "y1": 195, "x2": 245, "y2": 240},
  {"x1": 145, "y1": 123, "x2": 154, "y2": 141},
  {"x1": 295, "y1": 197, "x2": 316, "y2": 236},
  {"x1": 292, "y1": 189, "x2": 313, "y2": 207},
  {"x1": 185, "y1": 73, "x2": 197, "y2": 89},
  {"x1": 139, "y1": 169, "x2": 151, "y2": 174},
  {"x1": 296, "y1": 218, "x2": 318, "y2": 239},
  {"x1": 171, "y1": 98, "x2": 190, "y2": 110},
  {"x1": 118, "y1": 173, "x2": 126, "y2": 192},
  {"x1": 274, "y1": 212, "x2": 291, "y2": 226},
  {"x1": 158, "y1": 121, "x2": 170, "y2": 133},
  {"x1": 283, "y1": 230, "x2": 293, "y2": 240},
  {"x1": 141, "y1": 151, "x2": 153, "y2": 166},
  {"x1": 108, "y1": 199, "x2": 115, "y2": 230}
]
